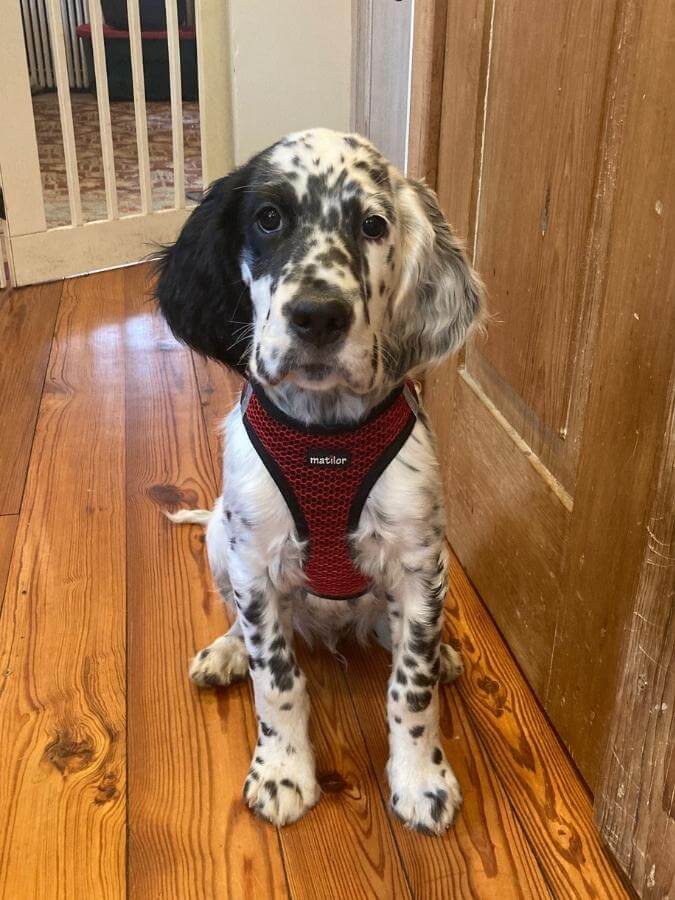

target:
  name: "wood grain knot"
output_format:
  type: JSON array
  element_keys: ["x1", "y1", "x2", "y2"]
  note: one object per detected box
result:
[
  {"x1": 43, "y1": 732, "x2": 95, "y2": 775},
  {"x1": 94, "y1": 770, "x2": 120, "y2": 805},
  {"x1": 477, "y1": 675, "x2": 500, "y2": 695},
  {"x1": 318, "y1": 770, "x2": 349, "y2": 794},
  {"x1": 148, "y1": 483, "x2": 198, "y2": 509}
]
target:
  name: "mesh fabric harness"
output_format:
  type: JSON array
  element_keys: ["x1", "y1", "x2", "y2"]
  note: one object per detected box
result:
[{"x1": 242, "y1": 380, "x2": 419, "y2": 601}]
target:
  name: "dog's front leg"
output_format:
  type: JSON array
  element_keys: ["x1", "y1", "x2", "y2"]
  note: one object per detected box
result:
[
  {"x1": 234, "y1": 578, "x2": 320, "y2": 825},
  {"x1": 385, "y1": 549, "x2": 462, "y2": 834}
]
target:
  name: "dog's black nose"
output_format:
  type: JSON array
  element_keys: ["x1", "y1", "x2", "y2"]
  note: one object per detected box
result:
[{"x1": 287, "y1": 298, "x2": 353, "y2": 347}]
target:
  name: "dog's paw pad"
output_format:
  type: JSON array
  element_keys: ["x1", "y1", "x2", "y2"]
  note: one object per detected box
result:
[
  {"x1": 244, "y1": 749, "x2": 319, "y2": 826},
  {"x1": 388, "y1": 749, "x2": 462, "y2": 835},
  {"x1": 439, "y1": 643, "x2": 463, "y2": 683},
  {"x1": 189, "y1": 634, "x2": 248, "y2": 687}
]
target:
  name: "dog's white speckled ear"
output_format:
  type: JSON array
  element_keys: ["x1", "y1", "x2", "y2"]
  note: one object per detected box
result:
[{"x1": 388, "y1": 177, "x2": 485, "y2": 376}]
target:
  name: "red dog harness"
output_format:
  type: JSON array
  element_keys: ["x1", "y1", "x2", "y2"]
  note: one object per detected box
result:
[{"x1": 242, "y1": 380, "x2": 418, "y2": 600}]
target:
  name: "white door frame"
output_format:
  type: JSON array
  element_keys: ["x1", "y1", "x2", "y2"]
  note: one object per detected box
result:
[{"x1": 350, "y1": 0, "x2": 414, "y2": 172}]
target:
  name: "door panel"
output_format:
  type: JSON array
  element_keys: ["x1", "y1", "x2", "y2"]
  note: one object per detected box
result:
[
  {"x1": 472, "y1": 1, "x2": 616, "y2": 491},
  {"x1": 420, "y1": 0, "x2": 675, "y2": 797},
  {"x1": 443, "y1": 369, "x2": 569, "y2": 694}
]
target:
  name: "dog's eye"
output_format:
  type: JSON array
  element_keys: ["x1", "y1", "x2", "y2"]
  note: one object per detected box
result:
[
  {"x1": 256, "y1": 206, "x2": 282, "y2": 234},
  {"x1": 362, "y1": 215, "x2": 387, "y2": 239}
]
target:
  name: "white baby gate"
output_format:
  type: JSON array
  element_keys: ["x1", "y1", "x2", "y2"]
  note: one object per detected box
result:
[{"x1": 0, "y1": 0, "x2": 232, "y2": 286}]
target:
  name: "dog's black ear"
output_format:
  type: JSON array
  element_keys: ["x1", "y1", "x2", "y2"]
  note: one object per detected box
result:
[
  {"x1": 155, "y1": 163, "x2": 253, "y2": 374},
  {"x1": 388, "y1": 178, "x2": 485, "y2": 376}
]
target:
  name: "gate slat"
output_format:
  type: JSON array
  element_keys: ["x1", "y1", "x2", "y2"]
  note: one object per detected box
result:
[
  {"x1": 195, "y1": 0, "x2": 234, "y2": 189},
  {"x1": 165, "y1": 0, "x2": 185, "y2": 208},
  {"x1": 89, "y1": 0, "x2": 119, "y2": 219},
  {"x1": 45, "y1": 0, "x2": 83, "y2": 226},
  {"x1": 126, "y1": 0, "x2": 153, "y2": 214}
]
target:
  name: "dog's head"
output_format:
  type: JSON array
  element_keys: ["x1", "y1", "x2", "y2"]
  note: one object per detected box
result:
[{"x1": 156, "y1": 128, "x2": 484, "y2": 393}]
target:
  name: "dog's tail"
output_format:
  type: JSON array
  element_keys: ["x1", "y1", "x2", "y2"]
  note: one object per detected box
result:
[{"x1": 164, "y1": 508, "x2": 212, "y2": 527}]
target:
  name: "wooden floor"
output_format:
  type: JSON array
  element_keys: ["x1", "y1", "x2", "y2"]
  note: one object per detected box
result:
[{"x1": 0, "y1": 266, "x2": 629, "y2": 899}]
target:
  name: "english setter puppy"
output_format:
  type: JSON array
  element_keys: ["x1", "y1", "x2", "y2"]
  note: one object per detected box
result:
[{"x1": 156, "y1": 128, "x2": 484, "y2": 834}]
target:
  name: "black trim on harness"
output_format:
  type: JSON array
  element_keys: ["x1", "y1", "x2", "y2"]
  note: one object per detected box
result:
[{"x1": 346, "y1": 410, "x2": 417, "y2": 534}]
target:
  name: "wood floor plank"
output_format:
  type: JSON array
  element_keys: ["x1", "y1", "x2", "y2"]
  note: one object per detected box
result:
[
  {"x1": 123, "y1": 265, "x2": 288, "y2": 899},
  {"x1": 445, "y1": 552, "x2": 628, "y2": 898},
  {"x1": 344, "y1": 643, "x2": 550, "y2": 899},
  {"x1": 0, "y1": 515, "x2": 18, "y2": 604},
  {"x1": 279, "y1": 643, "x2": 413, "y2": 900},
  {"x1": 0, "y1": 281, "x2": 62, "y2": 513},
  {"x1": 0, "y1": 271, "x2": 127, "y2": 900}
]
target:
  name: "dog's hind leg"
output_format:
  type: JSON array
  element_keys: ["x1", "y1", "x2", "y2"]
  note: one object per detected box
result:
[{"x1": 189, "y1": 619, "x2": 249, "y2": 687}]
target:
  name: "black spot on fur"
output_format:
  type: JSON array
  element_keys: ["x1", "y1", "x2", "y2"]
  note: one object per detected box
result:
[
  {"x1": 407, "y1": 690, "x2": 432, "y2": 713},
  {"x1": 412, "y1": 671, "x2": 436, "y2": 688},
  {"x1": 263, "y1": 780, "x2": 278, "y2": 799},
  {"x1": 408, "y1": 620, "x2": 439, "y2": 663},
  {"x1": 260, "y1": 721, "x2": 276, "y2": 738},
  {"x1": 269, "y1": 653, "x2": 295, "y2": 692},
  {"x1": 432, "y1": 746, "x2": 443, "y2": 765},
  {"x1": 425, "y1": 788, "x2": 448, "y2": 823},
  {"x1": 410, "y1": 725, "x2": 425, "y2": 738},
  {"x1": 243, "y1": 594, "x2": 265, "y2": 627},
  {"x1": 395, "y1": 668, "x2": 407, "y2": 686},
  {"x1": 269, "y1": 634, "x2": 286, "y2": 653}
]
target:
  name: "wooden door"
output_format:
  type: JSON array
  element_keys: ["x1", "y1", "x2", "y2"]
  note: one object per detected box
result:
[{"x1": 412, "y1": 3, "x2": 673, "y2": 890}]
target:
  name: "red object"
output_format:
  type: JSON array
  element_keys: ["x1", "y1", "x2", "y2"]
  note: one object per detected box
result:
[
  {"x1": 242, "y1": 380, "x2": 417, "y2": 601},
  {"x1": 76, "y1": 23, "x2": 195, "y2": 40}
]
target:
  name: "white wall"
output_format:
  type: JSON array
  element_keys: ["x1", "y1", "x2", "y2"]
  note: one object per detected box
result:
[{"x1": 228, "y1": 0, "x2": 352, "y2": 164}]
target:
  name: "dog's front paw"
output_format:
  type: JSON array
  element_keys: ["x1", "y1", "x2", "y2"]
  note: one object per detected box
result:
[
  {"x1": 189, "y1": 634, "x2": 248, "y2": 687},
  {"x1": 244, "y1": 744, "x2": 320, "y2": 826},
  {"x1": 388, "y1": 747, "x2": 462, "y2": 835}
]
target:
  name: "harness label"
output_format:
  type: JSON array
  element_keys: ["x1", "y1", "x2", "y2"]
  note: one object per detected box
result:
[{"x1": 306, "y1": 448, "x2": 352, "y2": 468}]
